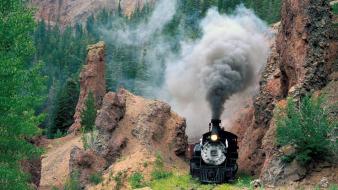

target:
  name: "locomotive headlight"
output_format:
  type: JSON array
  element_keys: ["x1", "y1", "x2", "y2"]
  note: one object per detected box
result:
[{"x1": 211, "y1": 134, "x2": 218, "y2": 141}]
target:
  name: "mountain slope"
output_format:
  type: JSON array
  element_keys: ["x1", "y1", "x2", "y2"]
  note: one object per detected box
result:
[{"x1": 29, "y1": 0, "x2": 155, "y2": 26}]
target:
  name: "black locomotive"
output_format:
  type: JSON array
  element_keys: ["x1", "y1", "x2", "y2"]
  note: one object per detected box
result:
[{"x1": 190, "y1": 119, "x2": 238, "y2": 183}]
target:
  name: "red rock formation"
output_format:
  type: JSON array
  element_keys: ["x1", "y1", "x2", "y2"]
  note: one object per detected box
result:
[
  {"x1": 69, "y1": 89, "x2": 188, "y2": 188},
  {"x1": 93, "y1": 88, "x2": 188, "y2": 160},
  {"x1": 231, "y1": 0, "x2": 336, "y2": 185},
  {"x1": 69, "y1": 41, "x2": 106, "y2": 132},
  {"x1": 277, "y1": 0, "x2": 333, "y2": 98}
]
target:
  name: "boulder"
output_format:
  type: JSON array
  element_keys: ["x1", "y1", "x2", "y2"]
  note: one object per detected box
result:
[
  {"x1": 93, "y1": 90, "x2": 126, "y2": 162},
  {"x1": 69, "y1": 146, "x2": 107, "y2": 189},
  {"x1": 318, "y1": 177, "x2": 329, "y2": 188}
]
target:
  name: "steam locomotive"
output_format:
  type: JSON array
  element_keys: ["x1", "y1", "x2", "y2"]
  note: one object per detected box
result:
[{"x1": 190, "y1": 119, "x2": 238, "y2": 183}]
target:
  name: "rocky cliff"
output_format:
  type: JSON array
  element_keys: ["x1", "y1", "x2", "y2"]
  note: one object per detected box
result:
[
  {"x1": 29, "y1": 0, "x2": 155, "y2": 26},
  {"x1": 231, "y1": 0, "x2": 337, "y2": 186}
]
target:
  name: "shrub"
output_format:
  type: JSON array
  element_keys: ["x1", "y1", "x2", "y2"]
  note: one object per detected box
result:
[
  {"x1": 129, "y1": 172, "x2": 145, "y2": 189},
  {"x1": 80, "y1": 91, "x2": 97, "y2": 133},
  {"x1": 151, "y1": 152, "x2": 172, "y2": 180},
  {"x1": 276, "y1": 96, "x2": 337, "y2": 165},
  {"x1": 151, "y1": 170, "x2": 173, "y2": 180},
  {"x1": 53, "y1": 129, "x2": 66, "y2": 139},
  {"x1": 81, "y1": 128, "x2": 99, "y2": 150},
  {"x1": 64, "y1": 171, "x2": 81, "y2": 190},
  {"x1": 332, "y1": 3, "x2": 338, "y2": 15},
  {"x1": 89, "y1": 171, "x2": 103, "y2": 185},
  {"x1": 113, "y1": 171, "x2": 126, "y2": 190}
]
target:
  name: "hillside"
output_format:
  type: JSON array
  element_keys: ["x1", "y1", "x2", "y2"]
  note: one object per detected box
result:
[{"x1": 29, "y1": 0, "x2": 156, "y2": 26}]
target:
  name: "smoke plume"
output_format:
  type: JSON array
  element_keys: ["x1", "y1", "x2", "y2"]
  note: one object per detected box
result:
[
  {"x1": 163, "y1": 7, "x2": 269, "y2": 136},
  {"x1": 99, "y1": 0, "x2": 270, "y2": 137}
]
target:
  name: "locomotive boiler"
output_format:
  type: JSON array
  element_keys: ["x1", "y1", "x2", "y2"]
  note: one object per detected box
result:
[{"x1": 190, "y1": 119, "x2": 238, "y2": 183}]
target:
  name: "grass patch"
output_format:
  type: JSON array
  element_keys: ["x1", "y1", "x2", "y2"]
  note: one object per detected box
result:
[
  {"x1": 64, "y1": 171, "x2": 81, "y2": 190},
  {"x1": 151, "y1": 152, "x2": 173, "y2": 180},
  {"x1": 147, "y1": 152, "x2": 253, "y2": 190},
  {"x1": 113, "y1": 171, "x2": 127, "y2": 190},
  {"x1": 330, "y1": 184, "x2": 338, "y2": 190},
  {"x1": 150, "y1": 173, "x2": 252, "y2": 190},
  {"x1": 89, "y1": 171, "x2": 103, "y2": 185},
  {"x1": 129, "y1": 172, "x2": 146, "y2": 189}
]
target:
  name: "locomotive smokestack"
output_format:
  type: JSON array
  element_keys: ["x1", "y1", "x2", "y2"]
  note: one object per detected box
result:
[
  {"x1": 211, "y1": 119, "x2": 221, "y2": 129},
  {"x1": 210, "y1": 119, "x2": 221, "y2": 141}
]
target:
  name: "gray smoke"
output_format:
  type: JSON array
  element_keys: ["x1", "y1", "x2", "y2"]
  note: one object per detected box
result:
[
  {"x1": 163, "y1": 7, "x2": 270, "y2": 136},
  {"x1": 204, "y1": 58, "x2": 254, "y2": 119}
]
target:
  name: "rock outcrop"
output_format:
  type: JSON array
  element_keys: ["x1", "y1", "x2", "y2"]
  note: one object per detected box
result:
[
  {"x1": 69, "y1": 88, "x2": 188, "y2": 188},
  {"x1": 231, "y1": 0, "x2": 337, "y2": 186},
  {"x1": 277, "y1": 0, "x2": 334, "y2": 98},
  {"x1": 69, "y1": 41, "x2": 106, "y2": 132},
  {"x1": 93, "y1": 90, "x2": 127, "y2": 164}
]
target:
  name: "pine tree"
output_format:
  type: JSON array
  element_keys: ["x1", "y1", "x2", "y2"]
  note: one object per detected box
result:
[
  {"x1": 0, "y1": 0, "x2": 46, "y2": 189},
  {"x1": 48, "y1": 79, "x2": 79, "y2": 138},
  {"x1": 80, "y1": 91, "x2": 97, "y2": 132}
]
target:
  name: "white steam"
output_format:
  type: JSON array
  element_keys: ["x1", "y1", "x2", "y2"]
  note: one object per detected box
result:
[
  {"x1": 163, "y1": 7, "x2": 269, "y2": 137},
  {"x1": 100, "y1": 0, "x2": 177, "y2": 96},
  {"x1": 101, "y1": 0, "x2": 176, "y2": 45}
]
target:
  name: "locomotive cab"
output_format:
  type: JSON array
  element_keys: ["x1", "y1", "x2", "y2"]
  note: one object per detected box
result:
[{"x1": 190, "y1": 119, "x2": 238, "y2": 183}]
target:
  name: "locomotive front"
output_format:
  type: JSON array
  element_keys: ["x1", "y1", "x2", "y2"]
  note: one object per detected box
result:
[{"x1": 190, "y1": 119, "x2": 238, "y2": 183}]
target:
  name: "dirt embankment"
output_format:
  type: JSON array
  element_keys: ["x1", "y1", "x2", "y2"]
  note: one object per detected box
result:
[{"x1": 39, "y1": 135, "x2": 83, "y2": 190}]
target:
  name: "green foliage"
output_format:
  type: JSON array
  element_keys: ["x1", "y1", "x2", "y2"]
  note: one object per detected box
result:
[
  {"x1": 64, "y1": 171, "x2": 81, "y2": 190},
  {"x1": 53, "y1": 129, "x2": 66, "y2": 139},
  {"x1": 113, "y1": 171, "x2": 127, "y2": 190},
  {"x1": 276, "y1": 96, "x2": 337, "y2": 165},
  {"x1": 47, "y1": 79, "x2": 79, "y2": 138},
  {"x1": 34, "y1": 19, "x2": 89, "y2": 138},
  {"x1": 80, "y1": 92, "x2": 97, "y2": 133},
  {"x1": 332, "y1": 3, "x2": 338, "y2": 15},
  {"x1": 151, "y1": 152, "x2": 173, "y2": 180},
  {"x1": 234, "y1": 173, "x2": 253, "y2": 188},
  {"x1": 129, "y1": 172, "x2": 146, "y2": 189},
  {"x1": 330, "y1": 184, "x2": 338, "y2": 190},
  {"x1": 0, "y1": 0, "x2": 46, "y2": 189},
  {"x1": 151, "y1": 170, "x2": 173, "y2": 181},
  {"x1": 81, "y1": 128, "x2": 99, "y2": 150},
  {"x1": 89, "y1": 171, "x2": 103, "y2": 185}
]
